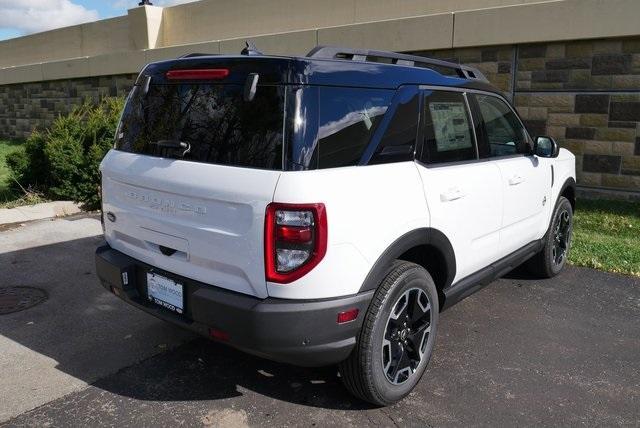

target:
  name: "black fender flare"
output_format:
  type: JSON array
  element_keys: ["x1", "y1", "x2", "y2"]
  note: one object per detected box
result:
[
  {"x1": 557, "y1": 177, "x2": 576, "y2": 210},
  {"x1": 540, "y1": 176, "x2": 576, "y2": 238},
  {"x1": 358, "y1": 228, "x2": 456, "y2": 293}
]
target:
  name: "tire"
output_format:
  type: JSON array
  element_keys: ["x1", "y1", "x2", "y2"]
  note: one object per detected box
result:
[
  {"x1": 339, "y1": 260, "x2": 439, "y2": 406},
  {"x1": 526, "y1": 196, "x2": 573, "y2": 278}
]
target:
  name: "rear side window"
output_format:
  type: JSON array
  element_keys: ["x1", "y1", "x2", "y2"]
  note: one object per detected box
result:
[
  {"x1": 419, "y1": 90, "x2": 476, "y2": 164},
  {"x1": 315, "y1": 87, "x2": 392, "y2": 168},
  {"x1": 116, "y1": 83, "x2": 285, "y2": 170}
]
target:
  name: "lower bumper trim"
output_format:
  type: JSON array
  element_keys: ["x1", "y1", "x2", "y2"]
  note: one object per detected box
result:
[{"x1": 95, "y1": 244, "x2": 373, "y2": 367}]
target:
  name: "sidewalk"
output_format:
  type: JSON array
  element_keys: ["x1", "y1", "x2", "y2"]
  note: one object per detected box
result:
[{"x1": 0, "y1": 201, "x2": 82, "y2": 226}]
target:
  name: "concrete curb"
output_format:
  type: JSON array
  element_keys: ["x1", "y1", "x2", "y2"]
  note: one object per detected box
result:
[{"x1": 0, "y1": 201, "x2": 82, "y2": 226}]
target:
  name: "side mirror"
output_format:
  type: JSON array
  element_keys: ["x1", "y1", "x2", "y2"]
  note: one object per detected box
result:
[{"x1": 534, "y1": 136, "x2": 559, "y2": 158}]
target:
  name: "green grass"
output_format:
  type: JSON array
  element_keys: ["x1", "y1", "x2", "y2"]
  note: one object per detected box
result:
[
  {"x1": 0, "y1": 140, "x2": 24, "y2": 204},
  {"x1": 570, "y1": 199, "x2": 640, "y2": 277}
]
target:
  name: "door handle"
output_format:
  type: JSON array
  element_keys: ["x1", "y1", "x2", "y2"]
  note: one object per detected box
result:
[
  {"x1": 440, "y1": 188, "x2": 465, "y2": 202},
  {"x1": 508, "y1": 175, "x2": 524, "y2": 186}
]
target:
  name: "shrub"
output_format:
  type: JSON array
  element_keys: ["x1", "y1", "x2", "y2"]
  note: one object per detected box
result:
[
  {"x1": 7, "y1": 97, "x2": 125, "y2": 210},
  {"x1": 6, "y1": 132, "x2": 51, "y2": 188}
]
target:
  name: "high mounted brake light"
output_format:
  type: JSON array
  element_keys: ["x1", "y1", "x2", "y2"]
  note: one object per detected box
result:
[
  {"x1": 165, "y1": 69, "x2": 230, "y2": 80},
  {"x1": 265, "y1": 203, "x2": 327, "y2": 284}
]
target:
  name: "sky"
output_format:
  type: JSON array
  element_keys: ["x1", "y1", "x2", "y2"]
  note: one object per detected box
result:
[{"x1": 0, "y1": 0, "x2": 198, "y2": 41}]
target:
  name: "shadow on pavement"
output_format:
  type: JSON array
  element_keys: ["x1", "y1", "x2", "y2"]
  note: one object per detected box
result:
[
  {"x1": 0, "y1": 235, "x2": 371, "y2": 410},
  {"x1": 93, "y1": 338, "x2": 374, "y2": 410}
]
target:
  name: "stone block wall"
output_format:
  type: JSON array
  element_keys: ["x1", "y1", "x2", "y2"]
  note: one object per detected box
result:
[
  {"x1": 412, "y1": 36, "x2": 640, "y2": 193},
  {"x1": 411, "y1": 45, "x2": 516, "y2": 94},
  {"x1": 0, "y1": 74, "x2": 136, "y2": 140},
  {"x1": 516, "y1": 93, "x2": 640, "y2": 190},
  {"x1": 515, "y1": 39, "x2": 640, "y2": 91},
  {"x1": 0, "y1": 36, "x2": 639, "y2": 194}
]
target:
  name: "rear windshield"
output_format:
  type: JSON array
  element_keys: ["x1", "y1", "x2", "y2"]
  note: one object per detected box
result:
[
  {"x1": 115, "y1": 83, "x2": 285, "y2": 170},
  {"x1": 116, "y1": 82, "x2": 401, "y2": 171}
]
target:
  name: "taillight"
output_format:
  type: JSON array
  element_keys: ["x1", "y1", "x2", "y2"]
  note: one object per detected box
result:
[
  {"x1": 166, "y1": 68, "x2": 230, "y2": 80},
  {"x1": 265, "y1": 203, "x2": 327, "y2": 284}
]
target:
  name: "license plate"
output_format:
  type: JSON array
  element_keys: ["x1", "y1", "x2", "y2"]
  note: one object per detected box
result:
[{"x1": 147, "y1": 272, "x2": 184, "y2": 314}]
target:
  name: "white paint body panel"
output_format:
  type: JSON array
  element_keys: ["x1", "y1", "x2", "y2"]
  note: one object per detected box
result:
[
  {"x1": 100, "y1": 149, "x2": 281, "y2": 299},
  {"x1": 269, "y1": 162, "x2": 429, "y2": 299},
  {"x1": 494, "y1": 155, "x2": 551, "y2": 255},
  {"x1": 416, "y1": 161, "x2": 503, "y2": 283}
]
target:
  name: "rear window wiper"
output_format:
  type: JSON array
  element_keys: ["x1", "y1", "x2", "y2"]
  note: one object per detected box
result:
[{"x1": 150, "y1": 140, "x2": 191, "y2": 157}]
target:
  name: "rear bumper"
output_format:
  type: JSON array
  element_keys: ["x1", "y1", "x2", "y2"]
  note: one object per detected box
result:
[{"x1": 95, "y1": 244, "x2": 373, "y2": 367}]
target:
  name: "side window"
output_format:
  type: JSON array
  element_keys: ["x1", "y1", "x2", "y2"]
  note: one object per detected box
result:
[
  {"x1": 369, "y1": 90, "x2": 419, "y2": 165},
  {"x1": 472, "y1": 94, "x2": 531, "y2": 158},
  {"x1": 316, "y1": 87, "x2": 393, "y2": 169},
  {"x1": 420, "y1": 90, "x2": 476, "y2": 164}
]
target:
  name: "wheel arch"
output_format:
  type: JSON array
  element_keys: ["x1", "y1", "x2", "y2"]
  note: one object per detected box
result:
[
  {"x1": 558, "y1": 177, "x2": 576, "y2": 211},
  {"x1": 358, "y1": 228, "x2": 456, "y2": 309}
]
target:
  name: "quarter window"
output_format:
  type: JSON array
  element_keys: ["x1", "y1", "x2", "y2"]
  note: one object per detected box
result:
[
  {"x1": 369, "y1": 90, "x2": 419, "y2": 165},
  {"x1": 287, "y1": 86, "x2": 394, "y2": 170},
  {"x1": 420, "y1": 90, "x2": 476, "y2": 164},
  {"x1": 472, "y1": 94, "x2": 531, "y2": 158},
  {"x1": 316, "y1": 87, "x2": 393, "y2": 169}
]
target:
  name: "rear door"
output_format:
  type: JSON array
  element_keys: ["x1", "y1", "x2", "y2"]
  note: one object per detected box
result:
[
  {"x1": 101, "y1": 73, "x2": 287, "y2": 298},
  {"x1": 469, "y1": 93, "x2": 551, "y2": 255},
  {"x1": 415, "y1": 89, "x2": 503, "y2": 282}
]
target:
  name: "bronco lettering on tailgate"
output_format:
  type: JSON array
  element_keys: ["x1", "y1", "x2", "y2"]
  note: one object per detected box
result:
[{"x1": 125, "y1": 191, "x2": 207, "y2": 216}]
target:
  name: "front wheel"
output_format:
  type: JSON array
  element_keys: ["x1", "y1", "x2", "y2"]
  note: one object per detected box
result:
[
  {"x1": 526, "y1": 196, "x2": 573, "y2": 278},
  {"x1": 339, "y1": 261, "x2": 439, "y2": 406}
]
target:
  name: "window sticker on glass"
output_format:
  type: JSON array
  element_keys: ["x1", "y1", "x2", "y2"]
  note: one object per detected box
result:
[{"x1": 428, "y1": 102, "x2": 472, "y2": 152}]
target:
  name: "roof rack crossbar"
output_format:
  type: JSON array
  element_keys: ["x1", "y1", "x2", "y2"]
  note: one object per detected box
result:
[{"x1": 306, "y1": 46, "x2": 488, "y2": 82}]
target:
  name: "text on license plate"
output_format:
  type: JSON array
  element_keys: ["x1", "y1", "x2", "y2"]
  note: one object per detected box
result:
[{"x1": 147, "y1": 272, "x2": 184, "y2": 314}]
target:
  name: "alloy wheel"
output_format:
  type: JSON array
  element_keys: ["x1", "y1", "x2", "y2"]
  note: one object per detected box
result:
[
  {"x1": 552, "y1": 209, "x2": 571, "y2": 266},
  {"x1": 382, "y1": 287, "x2": 432, "y2": 385}
]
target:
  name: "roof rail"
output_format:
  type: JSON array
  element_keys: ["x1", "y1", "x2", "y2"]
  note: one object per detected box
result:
[
  {"x1": 177, "y1": 53, "x2": 218, "y2": 59},
  {"x1": 306, "y1": 46, "x2": 488, "y2": 82}
]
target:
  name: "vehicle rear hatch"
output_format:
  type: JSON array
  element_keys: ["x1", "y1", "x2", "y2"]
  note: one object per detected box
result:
[{"x1": 100, "y1": 57, "x2": 290, "y2": 298}]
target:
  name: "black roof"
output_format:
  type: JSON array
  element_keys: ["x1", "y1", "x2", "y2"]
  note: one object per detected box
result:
[{"x1": 137, "y1": 46, "x2": 501, "y2": 94}]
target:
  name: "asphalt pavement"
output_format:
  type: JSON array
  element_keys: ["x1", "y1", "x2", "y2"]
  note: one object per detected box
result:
[{"x1": 1, "y1": 216, "x2": 639, "y2": 427}]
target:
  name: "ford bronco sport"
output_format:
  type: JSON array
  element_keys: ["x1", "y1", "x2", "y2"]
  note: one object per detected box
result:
[{"x1": 95, "y1": 46, "x2": 576, "y2": 405}]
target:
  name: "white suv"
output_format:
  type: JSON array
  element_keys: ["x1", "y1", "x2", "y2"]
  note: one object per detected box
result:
[{"x1": 96, "y1": 47, "x2": 576, "y2": 405}]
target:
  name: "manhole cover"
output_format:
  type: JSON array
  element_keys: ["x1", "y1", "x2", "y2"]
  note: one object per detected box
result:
[{"x1": 0, "y1": 287, "x2": 48, "y2": 315}]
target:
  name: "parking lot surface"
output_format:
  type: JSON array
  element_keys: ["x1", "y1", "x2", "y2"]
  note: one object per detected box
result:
[{"x1": 1, "y1": 216, "x2": 639, "y2": 427}]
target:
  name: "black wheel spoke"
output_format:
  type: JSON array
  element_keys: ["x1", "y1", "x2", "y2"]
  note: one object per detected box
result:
[
  {"x1": 385, "y1": 318, "x2": 400, "y2": 340},
  {"x1": 408, "y1": 291, "x2": 426, "y2": 323},
  {"x1": 397, "y1": 346, "x2": 413, "y2": 373},
  {"x1": 396, "y1": 305, "x2": 408, "y2": 322},
  {"x1": 407, "y1": 322, "x2": 430, "y2": 350},
  {"x1": 388, "y1": 346, "x2": 412, "y2": 382},
  {"x1": 388, "y1": 346, "x2": 403, "y2": 380}
]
